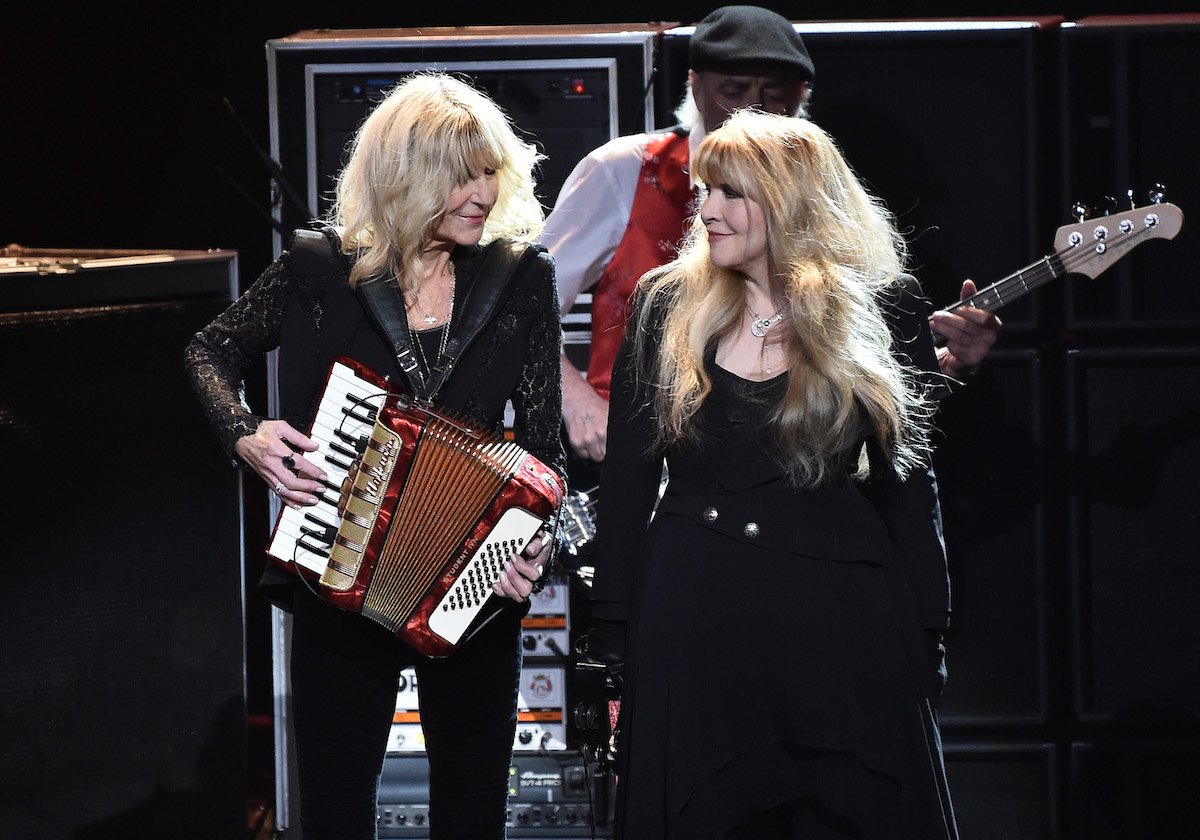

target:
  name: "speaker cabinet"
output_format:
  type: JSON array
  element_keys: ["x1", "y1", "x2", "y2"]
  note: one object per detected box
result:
[
  {"x1": 266, "y1": 24, "x2": 662, "y2": 238},
  {"x1": 944, "y1": 742, "x2": 1058, "y2": 840},
  {"x1": 934, "y1": 350, "x2": 1053, "y2": 726},
  {"x1": 0, "y1": 248, "x2": 247, "y2": 839},
  {"x1": 1061, "y1": 15, "x2": 1200, "y2": 332},
  {"x1": 1071, "y1": 739, "x2": 1200, "y2": 840},
  {"x1": 1066, "y1": 348, "x2": 1200, "y2": 723}
]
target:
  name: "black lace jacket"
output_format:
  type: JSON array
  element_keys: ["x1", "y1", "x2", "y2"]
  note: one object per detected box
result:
[{"x1": 185, "y1": 230, "x2": 566, "y2": 484}]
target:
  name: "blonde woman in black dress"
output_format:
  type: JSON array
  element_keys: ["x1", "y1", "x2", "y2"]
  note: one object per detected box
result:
[{"x1": 591, "y1": 109, "x2": 958, "y2": 839}]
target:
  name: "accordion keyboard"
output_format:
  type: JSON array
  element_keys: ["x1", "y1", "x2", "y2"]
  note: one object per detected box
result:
[{"x1": 267, "y1": 360, "x2": 387, "y2": 576}]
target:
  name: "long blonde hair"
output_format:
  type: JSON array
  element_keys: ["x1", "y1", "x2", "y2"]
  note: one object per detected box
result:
[
  {"x1": 636, "y1": 110, "x2": 933, "y2": 485},
  {"x1": 331, "y1": 72, "x2": 545, "y2": 289}
]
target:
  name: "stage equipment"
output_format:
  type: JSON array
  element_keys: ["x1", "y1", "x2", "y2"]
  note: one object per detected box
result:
[
  {"x1": 377, "y1": 751, "x2": 610, "y2": 838},
  {"x1": 0, "y1": 245, "x2": 245, "y2": 840},
  {"x1": 1061, "y1": 15, "x2": 1200, "y2": 331},
  {"x1": 266, "y1": 24, "x2": 664, "y2": 236}
]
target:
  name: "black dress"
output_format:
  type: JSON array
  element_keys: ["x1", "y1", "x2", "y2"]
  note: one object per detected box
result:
[{"x1": 593, "y1": 282, "x2": 957, "y2": 840}]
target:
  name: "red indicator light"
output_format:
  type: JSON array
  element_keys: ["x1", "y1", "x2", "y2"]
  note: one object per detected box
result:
[{"x1": 571, "y1": 79, "x2": 586, "y2": 95}]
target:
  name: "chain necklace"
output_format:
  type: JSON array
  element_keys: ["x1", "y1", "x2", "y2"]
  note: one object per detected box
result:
[
  {"x1": 746, "y1": 302, "x2": 786, "y2": 338},
  {"x1": 408, "y1": 270, "x2": 456, "y2": 379},
  {"x1": 746, "y1": 301, "x2": 787, "y2": 377},
  {"x1": 412, "y1": 322, "x2": 450, "y2": 380},
  {"x1": 411, "y1": 261, "x2": 456, "y2": 325}
]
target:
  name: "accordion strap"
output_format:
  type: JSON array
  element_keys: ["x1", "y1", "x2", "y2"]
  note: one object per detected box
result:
[{"x1": 355, "y1": 275, "x2": 428, "y2": 396}]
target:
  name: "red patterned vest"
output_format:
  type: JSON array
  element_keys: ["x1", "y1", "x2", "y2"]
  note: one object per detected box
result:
[{"x1": 587, "y1": 130, "x2": 694, "y2": 400}]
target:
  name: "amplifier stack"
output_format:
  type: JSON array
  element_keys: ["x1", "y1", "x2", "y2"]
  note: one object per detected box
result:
[{"x1": 377, "y1": 751, "x2": 608, "y2": 838}]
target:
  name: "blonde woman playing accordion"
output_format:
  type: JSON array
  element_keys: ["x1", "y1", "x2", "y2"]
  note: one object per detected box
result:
[{"x1": 186, "y1": 73, "x2": 565, "y2": 839}]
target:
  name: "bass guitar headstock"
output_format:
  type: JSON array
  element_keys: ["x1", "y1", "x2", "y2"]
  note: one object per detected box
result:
[{"x1": 1055, "y1": 187, "x2": 1183, "y2": 280}]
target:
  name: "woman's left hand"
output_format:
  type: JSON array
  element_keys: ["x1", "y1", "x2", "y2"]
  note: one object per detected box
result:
[
  {"x1": 492, "y1": 531, "x2": 553, "y2": 603},
  {"x1": 929, "y1": 279, "x2": 1003, "y2": 380}
]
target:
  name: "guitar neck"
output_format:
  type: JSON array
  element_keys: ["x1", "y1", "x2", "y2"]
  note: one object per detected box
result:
[
  {"x1": 944, "y1": 252, "x2": 1066, "y2": 315},
  {"x1": 943, "y1": 201, "x2": 1183, "y2": 315}
]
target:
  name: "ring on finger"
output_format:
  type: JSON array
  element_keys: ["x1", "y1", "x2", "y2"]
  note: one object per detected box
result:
[
  {"x1": 282, "y1": 455, "x2": 296, "y2": 472},
  {"x1": 273, "y1": 481, "x2": 287, "y2": 495}
]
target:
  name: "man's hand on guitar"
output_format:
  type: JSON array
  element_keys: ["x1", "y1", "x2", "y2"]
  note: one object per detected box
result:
[
  {"x1": 930, "y1": 279, "x2": 1003, "y2": 381},
  {"x1": 493, "y1": 531, "x2": 553, "y2": 603},
  {"x1": 562, "y1": 367, "x2": 610, "y2": 463}
]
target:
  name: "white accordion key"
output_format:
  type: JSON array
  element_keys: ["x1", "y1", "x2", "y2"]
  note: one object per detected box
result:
[{"x1": 428, "y1": 507, "x2": 545, "y2": 644}]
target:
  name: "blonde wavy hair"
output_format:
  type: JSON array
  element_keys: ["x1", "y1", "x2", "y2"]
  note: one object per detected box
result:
[
  {"x1": 636, "y1": 110, "x2": 933, "y2": 485},
  {"x1": 331, "y1": 72, "x2": 546, "y2": 289}
]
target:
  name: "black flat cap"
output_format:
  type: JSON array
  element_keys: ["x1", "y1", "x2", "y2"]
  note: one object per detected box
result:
[{"x1": 689, "y1": 5, "x2": 815, "y2": 80}]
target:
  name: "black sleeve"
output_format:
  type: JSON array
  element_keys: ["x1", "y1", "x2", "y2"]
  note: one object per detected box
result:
[
  {"x1": 184, "y1": 259, "x2": 292, "y2": 466},
  {"x1": 860, "y1": 275, "x2": 951, "y2": 631},
  {"x1": 589, "y1": 294, "x2": 668, "y2": 622},
  {"x1": 509, "y1": 251, "x2": 568, "y2": 486}
]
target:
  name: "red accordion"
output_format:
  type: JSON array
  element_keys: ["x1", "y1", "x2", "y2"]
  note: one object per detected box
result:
[{"x1": 267, "y1": 357, "x2": 565, "y2": 657}]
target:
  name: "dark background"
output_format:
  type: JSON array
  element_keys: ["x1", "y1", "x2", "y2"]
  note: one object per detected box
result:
[
  {"x1": 5, "y1": 3, "x2": 1199, "y2": 839},
  {"x1": 0, "y1": 1, "x2": 1194, "y2": 279}
]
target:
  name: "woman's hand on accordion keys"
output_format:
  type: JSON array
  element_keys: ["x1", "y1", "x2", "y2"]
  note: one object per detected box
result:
[
  {"x1": 234, "y1": 419, "x2": 327, "y2": 510},
  {"x1": 493, "y1": 531, "x2": 553, "y2": 603}
]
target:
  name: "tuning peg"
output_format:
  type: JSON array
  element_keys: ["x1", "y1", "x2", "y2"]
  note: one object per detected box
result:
[
  {"x1": 1148, "y1": 183, "x2": 1167, "y2": 204},
  {"x1": 1071, "y1": 201, "x2": 1090, "y2": 222},
  {"x1": 1126, "y1": 188, "x2": 1136, "y2": 209},
  {"x1": 1101, "y1": 195, "x2": 1119, "y2": 216}
]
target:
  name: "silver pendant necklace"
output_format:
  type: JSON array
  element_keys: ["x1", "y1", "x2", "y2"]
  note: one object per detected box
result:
[
  {"x1": 746, "y1": 303, "x2": 786, "y2": 338},
  {"x1": 410, "y1": 279, "x2": 455, "y2": 379},
  {"x1": 407, "y1": 262, "x2": 456, "y2": 379},
  {"x1": 412, "y1": 261, "x2": 456, "y2": 325},
  {"x1": 746, "y1": 301, "x2": 787, "y2": 377}
]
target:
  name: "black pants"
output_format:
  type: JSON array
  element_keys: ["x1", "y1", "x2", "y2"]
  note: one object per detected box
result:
[{"x1": 290, "y1": 597, "x2": 525, "y2": 839}]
